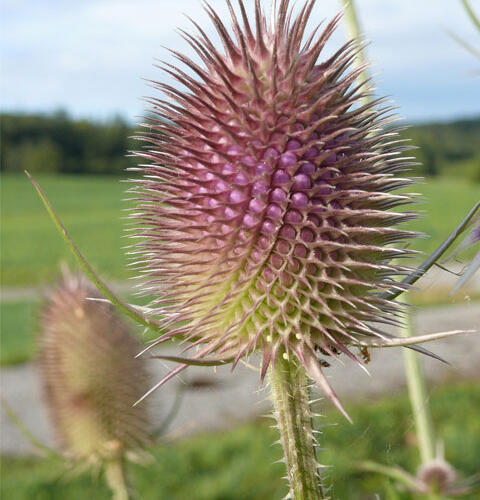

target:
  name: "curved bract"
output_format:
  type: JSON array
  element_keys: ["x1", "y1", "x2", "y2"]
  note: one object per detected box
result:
[{"x1": 131, "y1": 0, "x2": 420, "y2": 414}]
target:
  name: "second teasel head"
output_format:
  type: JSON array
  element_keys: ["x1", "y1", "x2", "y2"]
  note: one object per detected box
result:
[
  {"x1": 131, "y1": 0, "x2": 419, "y2": 413},
  {"x1": 39, "y1": 271, "x2": 151, "y2": 462}
]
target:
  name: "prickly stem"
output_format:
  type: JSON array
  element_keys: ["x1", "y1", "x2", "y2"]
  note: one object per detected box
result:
[{"x1": 269, "y1": 354, "x2": 326, "y2": 499}]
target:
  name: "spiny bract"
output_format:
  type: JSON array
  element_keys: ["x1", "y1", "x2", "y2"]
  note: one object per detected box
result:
[
  {"x1": 131, "y1": 0, "x2": 418, "y2": 415},
  {"x1": 39, "y1": 272, "x2": 151, "y2": 461}
]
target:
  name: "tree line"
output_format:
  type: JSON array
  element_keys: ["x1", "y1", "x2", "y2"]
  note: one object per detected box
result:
[{"x1": 1, "y1": 111, "x2": 479, "y2": 180}]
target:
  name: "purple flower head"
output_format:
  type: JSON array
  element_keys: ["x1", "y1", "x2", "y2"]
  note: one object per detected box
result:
[{"x1": 131, "y1": 0, "x2": 419, "y2": 416}]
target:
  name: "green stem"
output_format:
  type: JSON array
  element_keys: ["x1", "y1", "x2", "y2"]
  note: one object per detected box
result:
[
  {"x1": 269, "y1": 356, "x2": 325, "y2": 500},
  {"x1": 340, "y1": 0, "x2": 371, "y2": 106},
  {"x1": 402, "y1": 300, "x2": 436, "y2": 464},
  {"x1": 104, "y1": 457, "x2": 134, "y2": 500}
]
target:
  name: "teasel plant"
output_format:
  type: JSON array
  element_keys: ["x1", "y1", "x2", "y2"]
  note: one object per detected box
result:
[
  {"x1": 27, "y1": 0, "x2": 479, "y2": 498},
  {"x1": 38, "y1": 269, "x2": 151, "y2": 500}
]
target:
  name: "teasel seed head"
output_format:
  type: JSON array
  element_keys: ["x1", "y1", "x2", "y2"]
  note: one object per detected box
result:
[
  {"x1": 130, "y1": 0, "x2": 420, "y2": 415},
  {"x1": 39, "y1": 271, "x2": 151, "y2": 462}
]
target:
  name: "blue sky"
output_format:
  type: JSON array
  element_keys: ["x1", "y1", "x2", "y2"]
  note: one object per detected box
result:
[{"x1": 1, "y1": 0, "x2": 479, "y2": 123}]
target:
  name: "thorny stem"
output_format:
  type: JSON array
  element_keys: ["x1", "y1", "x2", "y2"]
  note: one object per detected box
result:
[
  {"x1": 269, "y1": 355, "x2": 325, "y2": 500},
  {"x1": 402, "y1": 298, "x2": 436, "y2": 465},
  {"x1": 104, "y1": 457, "x2": 134, "y2": 500}
]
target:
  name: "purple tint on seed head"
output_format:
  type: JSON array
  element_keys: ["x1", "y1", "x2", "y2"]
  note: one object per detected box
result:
[
  {"x1": 292, "y1": 122, "x2": 304, "y2": 132},
  {"x1": 262, "y1": 219, "x2": 276, "y2": 235},
  {"x1": 271, "y1": 188, "x2": 287, "y2": 203},
  {"x1": 294, "y1": 244, "x2": 308, "y2": 258},
  {"x1": 251, "y1": 140, "x2": 262, "y2": 149},
  {"x1": 234, "y1": 172, "x2": 249, "y2": 186},
  {"x1": 197, "y1": 186, "x2": 208, "y2": 195},
  {"x1": 224, "y1": 207, "x2": 238, "y2": 219},
  {"x1": 222, "y1": 163, "x2": 235, "y2": 175},
  {"x1": 205, "y1": 172, "x2": 216, "y2": 181},
  {"x1": 272, "y1": 170, "x2": 290, "y2": 185},
  {"x1": 309, "y1": 132, "x2": 319, "y2": 141},
  {"x1": 316, "y1": 180, "x2": 332, "y2": 196},
  {"x1": 208, "y1": 197, "x2": 219, "y2": 208},
  {"x1": 276, "y1": 240, "x2": 290, "y2": 255},
  {"x1": 263, "y1": 267, "x2": 274, "y2": 283},
  {"x1": 325, "y1": 151, "x2": 336, "y2": 163},
  {"x1": 303, "y1": 146, "x2": 319, "y2": 160},
  {"x1": 298, "y1": 162, "x2": 315, "y2": 175},
  {"x1": 215, "y1": 180, "x2": 228, "y2": 192},
  {"x1": 249, "y1": 198, "x2": 265, "y2": 213},
  {"x1": 330, "y1": 201, "x2": 342, "y2": 210},
  {"x1": 325, "y1": 140, "x2": 335, "y2": 148},
  {"x1": 291, "y1": 192, "x2": 308, "y2": 208},
  {"x1": 272, "y1": 131, "x2": 284, "y2": 142},
  {"x1": 255, "y1": 162, "x2": 270, "y2": 176},
  {"x1": 207, "y1": 215, "x2": 215, "y2": 224},
  {"x1": 251, "y1": 249, "x2": 262, "y2": 262},
  {"x1": 285, "y1": 210, "x2": 302, "y2": 223},
  {"x1": 243, "y1": 213, "x2": 258, "y2": 228},
  {"x1": 319, "y1": 169, "x2": 332, "y2": 180},
  {"x1": 271, "y1": 254, "x2": 283, "y2": 269},
  {"x1": 252, "y1": 180, "x2": 268, "y2": 195},
  {"x1": 258, "y1": 235, "x2": 270, "y2": 249},
  {"x1": 293, "y1": 174, "x2": 311, "y2": 191},
  {"x1": 227, "y1": 145, "x2": 242, "y2": 156},
  {"x1": 230, "y1": 189, "x2": 245, "y2": 203},
  {"x1": 221, "y1": 224, "x2": 230, "y2": 234},
  {"x1": 266, "y1": 203, "x2": 282, "y2": 219},
  {"x1": 279, "y1": 151, "x2": 297, "y2": 168},
  {"x1": 241, "y1": 155, "x2": 255, "y2": 167},
  {"x1": 311, "y1": 113, "x2": 320, "y2": 122},
  {"x1": 280, "y1": 225, "x2": 296, "y2": 240},
  {"x1": 308, "y1": 214, "x2": 321, "y2": 226},
  {"x1": 301, "y1": 228, "x2": 315, "y2": 242},
  {"x1": 263, "y1": 147, "x2": 279, "y2": 159},
  {"x1": 286, "y1": 139, "x2": 302, "y2": 151}
]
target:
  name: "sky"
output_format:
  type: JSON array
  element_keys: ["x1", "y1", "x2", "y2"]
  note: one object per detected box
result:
[{"x1": 1, "y1": 0, "x2": 479, "y2": 124}]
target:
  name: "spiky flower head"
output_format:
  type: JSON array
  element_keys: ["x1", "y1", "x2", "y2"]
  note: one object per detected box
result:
[
  {"x1": 132, "y1": 0, "x2": 418, "y2": 414},
  {"x1": 39, "y1": 271, "x2": 150, "y2": 462}
]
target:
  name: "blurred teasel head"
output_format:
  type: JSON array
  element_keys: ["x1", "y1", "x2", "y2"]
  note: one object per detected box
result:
[
  {"x1": 131, "y1": 0, "x2": 420, "y2": 413},
  {"x1": 39, "y1": 271, "x2": 151, "y2": 462}
]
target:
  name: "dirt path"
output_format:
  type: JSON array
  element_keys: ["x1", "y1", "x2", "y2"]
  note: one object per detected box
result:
[{"x1": 1, "y1": 301, "x2": 478, "y2": 456}]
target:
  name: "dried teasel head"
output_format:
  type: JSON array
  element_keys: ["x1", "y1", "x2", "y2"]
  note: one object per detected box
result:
[
  {"x1": 130, "y1": 0, "x2": 425, "y2": 416},
  {"x1": 39, "y1": 271, "x2": 151, "y2": 462}
]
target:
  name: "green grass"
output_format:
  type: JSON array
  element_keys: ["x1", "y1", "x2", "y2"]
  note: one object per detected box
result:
[
  {"x1": 1, "y1": 175, "x2": 131, "y2": 287},
  {"x1": 0, "y1": 300, "x2": 40, "y2": 365},
  {"x1": 2, "y1": 382, "x2": 479, "y2": 500},
  {"x1": 1, "y1": 175, "x2": 479, "y2": 288}
]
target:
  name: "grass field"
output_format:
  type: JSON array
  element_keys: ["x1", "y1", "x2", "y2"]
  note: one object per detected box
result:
[
  {"x1": 1, "y1": 174, "x2": 479, "y2": 287},
  {"x1": 2, "y1": 382, "x2": 479, "y2": 500},
  {"x1": 1, "y1": 175, "x2": 130, "y2": 287}
]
